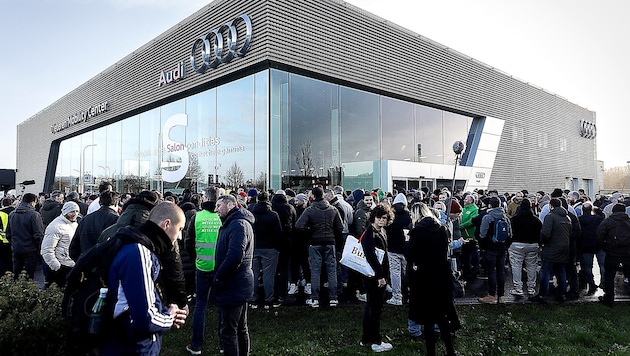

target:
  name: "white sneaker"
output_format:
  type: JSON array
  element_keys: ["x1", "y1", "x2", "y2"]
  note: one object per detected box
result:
[
  {"x1": 304, "y1": 283, "x2": 312, "y2": 295},
  {"x1": 329, "y1": 299, "x2": 339, "y2": 307},
  {"x1": 356, "y1": 292, "x2": 367, "y2": 302},
  {"x1": 371, "y1": 342, "x2": 393, "y2": 352},
  {"x1": 288, "y1": 283, "x2": 298, "y2": 295},
  {"x1": 510, "y1": 289, "x2": 524, "y2": 296},
  {"x1": 306, "y1": 299, "x2": 319, "y2": 308},
  {"x1": 385, "y1": 298, "x2": 402, "y2": 306},
  {"x1": 356, "y1": 291, "x2": 367, "y2": 303}
]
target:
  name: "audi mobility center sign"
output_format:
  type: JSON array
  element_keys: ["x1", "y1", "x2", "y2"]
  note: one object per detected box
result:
[{"x1": 158, "y1": 14, "x2": 252, "y2": 87}]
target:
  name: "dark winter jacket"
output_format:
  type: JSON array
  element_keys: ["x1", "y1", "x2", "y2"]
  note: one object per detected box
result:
[
  {"x1": 252, "y1": 201, "x2": 283, "y2": 250},
  {"x1": 99, "y1": 200, "x2": 154, "y2": 243},
  {"x1": 540, "y1": 207, "x2": 572, "y2": 263},
  {"x1": 6, "y1": 202, "x2": 44, "y2": 254},
  {"x1": 40, "y1": 199, "x2": 62, "y2": 227},
  {"x1": 405, "y1": 217, "x2": 459, "y2": 329},
  {"x1": 271, "y1": 194, "x2": 296, "y2": 252},
  {"x1": 579, "y1": 213, "x2": 604, "y2": 253},
  {"x1": 361, "y1": 224, "x2": 390, "y2": 280},
  {"x1": 510, "y1": 208, "x2": 543, "y2": 244},
  {"x1": 295, "y1": 199, "x2": 343, "y2": 246},
  {"x1": 214, "y1": 207, "x2": 255, "y2": 306},
  {"x1": 384, "y1": 203, "x2": 411, "y2": 254},
  {"x1": 100, "y1": 200, "x2": 187, "y2": 308},
  {"x1": 69, "y1": 206, "x2": 119, "y2": 260},
  {"x1": 597, "y1": 212, "x2": 630, "y2": 257},
  {"x1": 351, "y1": 200, "x2": 371, "y2": 237}
]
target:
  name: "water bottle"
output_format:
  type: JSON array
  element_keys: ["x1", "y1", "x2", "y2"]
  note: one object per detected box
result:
[{"x1": 87, "y1": 287, "x2": 108, "y2": 334}]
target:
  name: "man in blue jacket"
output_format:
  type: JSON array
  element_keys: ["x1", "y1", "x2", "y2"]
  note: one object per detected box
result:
[
  {"x1": 103, "y1": 201, "x2": 188, "y2": 355},
  {"x1": 214, "y1": 194, "x2": 255, "y2": 356}
]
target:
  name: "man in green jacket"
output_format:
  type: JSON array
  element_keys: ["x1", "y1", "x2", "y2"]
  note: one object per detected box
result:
[{"x1": 460, "y1": 194, "x2": 479, "y2": 281}]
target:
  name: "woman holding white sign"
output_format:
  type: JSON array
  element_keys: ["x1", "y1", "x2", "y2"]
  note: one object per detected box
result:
[
  {"x1": 406, "y1": 203, "x2": 459, "y2": 356},
  {"x1": 359, "y1": 204, "x2": 394, "y2": 353}
]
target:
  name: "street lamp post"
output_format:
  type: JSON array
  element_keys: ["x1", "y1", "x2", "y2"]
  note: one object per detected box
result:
[{"x1": 81, "y1": 144, "x2": 97, "y2": 194}]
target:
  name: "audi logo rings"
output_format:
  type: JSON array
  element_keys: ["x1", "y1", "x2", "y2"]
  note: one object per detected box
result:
[
  {"x1": 579, "y1": 119, "x2": 597, "y2": 139},
  {"x1": 190, "y1": 14, "x2": 252, "y2": 73}
]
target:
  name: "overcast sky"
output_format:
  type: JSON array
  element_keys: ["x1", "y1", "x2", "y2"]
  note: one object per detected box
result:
[{"x1": 1, "y1": 0, "x2": 627, "y2": 172}]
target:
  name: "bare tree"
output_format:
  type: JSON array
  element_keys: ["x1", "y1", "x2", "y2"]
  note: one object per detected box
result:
[
  {"x1": 225, "y1": 162, "x2": 245, "y2": 189},
  {"x1": 253, "y1": 171, "x2": 266, "y2": 191},
  {"x1": 294, "y1": 140, "x2": 315, "y2": 176},
  {"x1": 604, "y1": 165, "x2": 630, "y2": 191},
  {"x1": 187, "y1": 153, "x2": 204, "y2": 191}
]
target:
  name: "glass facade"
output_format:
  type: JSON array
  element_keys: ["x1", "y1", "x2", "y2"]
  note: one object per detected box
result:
[
  {"x1": 54, "y1": 69, "x2": 472, "y2": 194},
  {"x1": 55, "y1": 71, "x2": 269, "y2": 194}
]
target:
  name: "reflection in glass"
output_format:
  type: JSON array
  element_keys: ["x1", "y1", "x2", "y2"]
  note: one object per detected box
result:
[
  {"x1": 340, "y1": 87, "x2": 379, "y2": 163},
  {"x1": 416, "y1": 105, "x2": 443, "y2": 164},
  {"x1": 381, "y1": 97, "x2": 414, "y2": 161},
  {"x1": 217, "y1": 76, "x2": 255, "y2": 189}
]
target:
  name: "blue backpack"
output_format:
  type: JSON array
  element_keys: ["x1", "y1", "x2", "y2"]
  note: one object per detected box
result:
[{"x1": 491, "y1": 217, "x2": 510, "y2": 243}]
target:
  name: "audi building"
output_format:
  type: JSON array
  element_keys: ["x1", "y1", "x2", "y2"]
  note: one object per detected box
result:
[{"x1": 16, "y1": 0, "x2": 599, "y2": 197}]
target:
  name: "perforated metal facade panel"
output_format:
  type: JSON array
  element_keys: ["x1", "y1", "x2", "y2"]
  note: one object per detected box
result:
[{"x1": 17, "y1": 0, "x2": 597, "y2": 194}]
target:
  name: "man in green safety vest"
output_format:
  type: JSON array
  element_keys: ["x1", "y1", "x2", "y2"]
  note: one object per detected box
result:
[
  {"x1": 184, "y1": 186, "x2": 222, "y2": 355},
  {"x1": 0, "y1": 197, "x2": 14, "y2": 275}
]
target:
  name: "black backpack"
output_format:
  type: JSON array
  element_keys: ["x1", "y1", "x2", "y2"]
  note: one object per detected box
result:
[{"x1": 62, "y1": 235, "x2": 126, "y2": 339}]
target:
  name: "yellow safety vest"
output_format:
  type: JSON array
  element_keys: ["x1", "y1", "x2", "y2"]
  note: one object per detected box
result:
[{"x1": 0, "y1": 211, "x2": 8, "y2": 244}]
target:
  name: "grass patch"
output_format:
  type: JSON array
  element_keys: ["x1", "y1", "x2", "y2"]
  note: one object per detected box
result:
[{"x1": 161, "y1": 302, "x2": 630, "y2": 355}]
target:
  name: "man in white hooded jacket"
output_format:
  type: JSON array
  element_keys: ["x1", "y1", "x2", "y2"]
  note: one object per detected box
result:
[{"x1": 40, "y1": 201, "x2": 79, "y2": 288}]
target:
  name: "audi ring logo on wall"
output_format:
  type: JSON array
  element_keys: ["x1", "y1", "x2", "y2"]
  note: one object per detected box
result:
[
  {"x1": 190, "y1": 14, "x2": 252, "y2": 73},
  {"x1": 579, "y1": 120, "x2": 597, "y2": 139}
]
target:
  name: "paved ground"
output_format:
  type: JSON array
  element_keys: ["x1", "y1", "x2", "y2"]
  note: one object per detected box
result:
[{"x1": 456, "y1": 263, "x2": 630, "y2": 305}]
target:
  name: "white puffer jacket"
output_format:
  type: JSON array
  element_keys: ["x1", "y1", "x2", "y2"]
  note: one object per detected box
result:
[{"x1": 40, "y1": 215, "x2": 78, "y2": 271}]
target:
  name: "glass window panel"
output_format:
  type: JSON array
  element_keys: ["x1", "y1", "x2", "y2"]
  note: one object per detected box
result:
[
  {"x1": 288, "y1": 74, "x2": 338, "y2": 189},
  {"x1": 139, "y1": 108, "x2": 161, "y2": 191},
  {"x1": 216, "y1": 76, "x2": 255, "y2": 189},
  {"x1": 121, "y1": 115, "x2": 140, "y2": 181},
  {"x1": 442, "y1": 111, "x2": 471, "y2": 163},
  {"x1": 415, "y1": 105, "x2": 443, "y2": 164},
  {"x1": 106, "y1": 121, "x2": 122, "y2": 192},
  {"x1": 381, "y1": 97, "x2": 414, "y2": 161},
  {"x1": 270, "y1": 69, "x2": 288, "y2": 189},
  {"x1": 340, "y1": 87, "x2": 379, "y2": 164},
  {"x1": 186, "y1": 89, "x2": 217, "y2": 191},
  {"x1": 254, "y1": 71, "x2": 269, "y2": 190}
]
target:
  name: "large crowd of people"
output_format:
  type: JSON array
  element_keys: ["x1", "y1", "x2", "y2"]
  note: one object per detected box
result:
[{"x1": 0, "y1": 181, "x2": 628, "y2": 355}]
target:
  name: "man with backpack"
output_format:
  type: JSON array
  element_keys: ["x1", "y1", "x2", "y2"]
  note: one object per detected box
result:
[
  {"x1": 102, "y1": 201, "x2": 188, "y2": 355},
  {"x1": 478, "y1": 197, "x2": 512, "y2": 304}
]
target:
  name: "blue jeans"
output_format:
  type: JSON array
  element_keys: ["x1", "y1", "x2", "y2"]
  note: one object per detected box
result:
[
  {"x1": 538, "y1": 260, "x2": 566, "y2": 298},
  {"x1": 219, "y1": 304, "x2": 250, "y2": 356},
  {"x1": 388, "y1": 251, "x2": 407, "y2": 302},
  {"x1": 252, "y1": 248, "x2": 279, "y2": 303},
  {"x1": 308, "y1": 244, "x2": 337, "y2": 300},
  {"x1": 191, "y1": 270, "x2": 215, "y2": 350},
  {"x1": 583, "y1": 250, "x2": 605, "y2": 285},
  {"x1": 484, "y1": 249, "x2": 506, "y2": 297}
]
